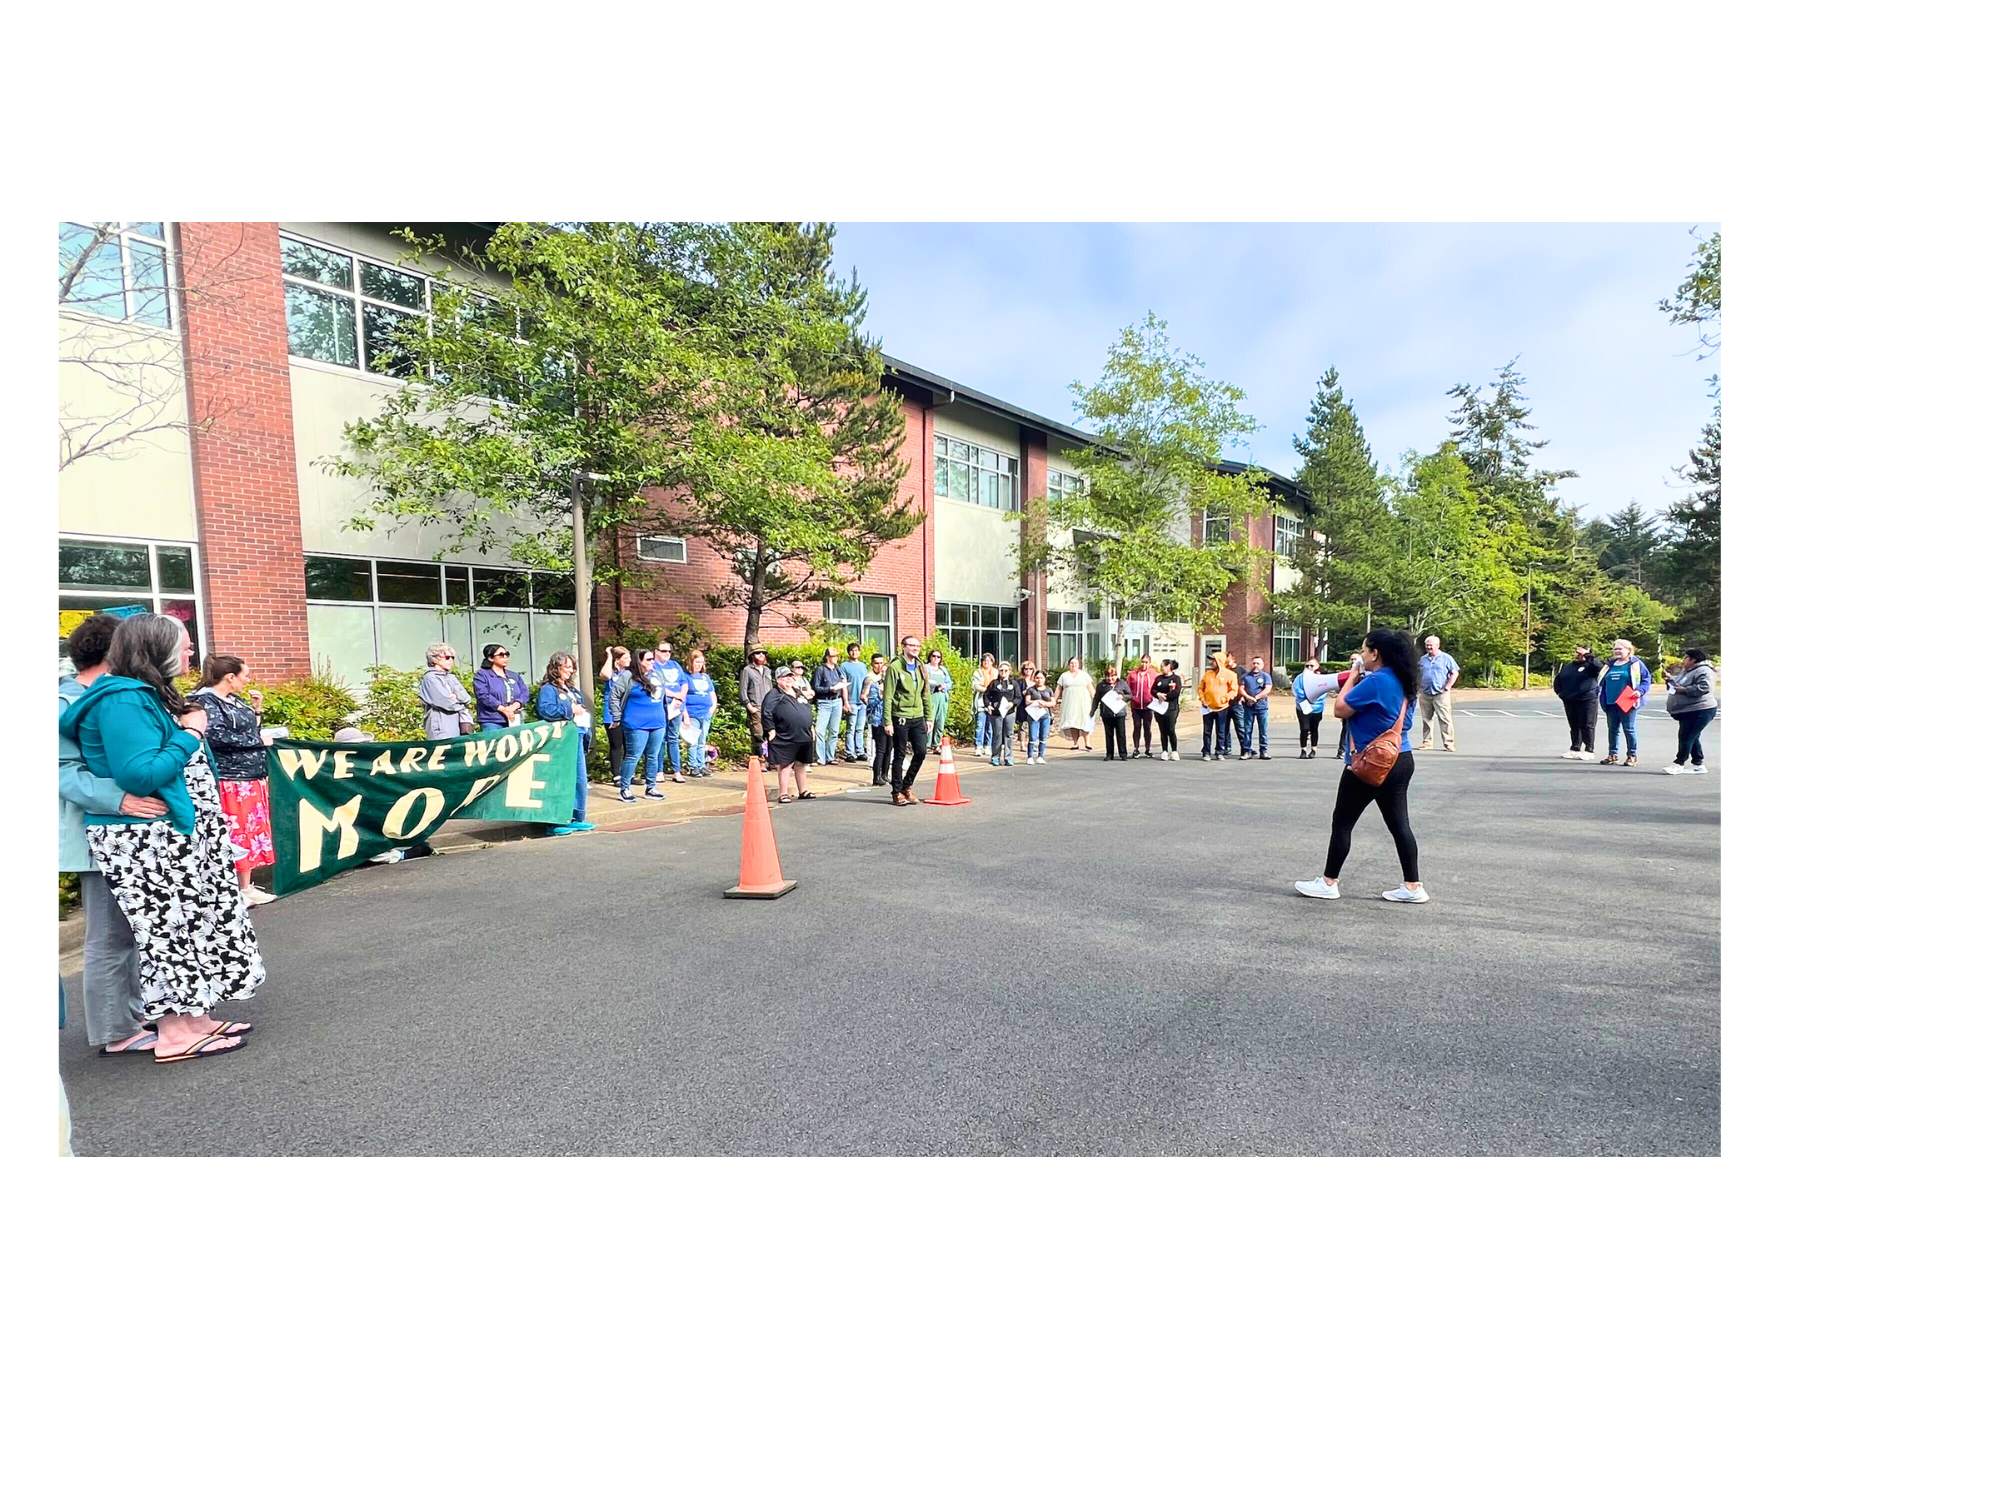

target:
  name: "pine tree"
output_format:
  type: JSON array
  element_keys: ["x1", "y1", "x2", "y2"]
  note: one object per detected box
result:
[
  {"x1": 1658, "y1": 416, "x2": 1721, "y2": 649},
  {"x1": 1269, "y1": 368, "x2": 1391, "y2": 648},
  {"x1": 1583, "y1": 501, "x2": 1670, "y2": 588}
]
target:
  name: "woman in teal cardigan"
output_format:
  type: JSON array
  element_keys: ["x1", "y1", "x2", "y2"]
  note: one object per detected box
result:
[{"x1": 58, "y1": 614, "x2": 264, "y2": 1063}]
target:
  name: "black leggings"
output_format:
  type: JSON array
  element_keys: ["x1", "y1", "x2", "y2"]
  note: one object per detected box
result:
[
  {"x1": 1323, "y1": 751, "x2": 1419, "y2": 882},
  {"x1": 1561, "y1": 698, "x2": 1596, "y2": 751},
  {"x1": 1156, "y1": 706, "x2": 1179, "y2": 752},
  {"x1": 1102, "y1": 712, "x2": 1129, "y2": 757},
  {"x1": 1673, "y1": 707, "x2": 1716, "y2": 765},
  {"x1": 1131, "y1": 706, "x2": 1154, "y2": 751},
  {"x1": 1297, "y1": 709, "x2": 1322, "y2": 750}
]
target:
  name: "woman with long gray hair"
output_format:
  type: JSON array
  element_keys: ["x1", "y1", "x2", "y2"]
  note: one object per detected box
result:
[
  {"x1": 56, "y1": 613, "x2": 265, "y2": 1062},
  {"x1": 419, "y1": 642, "x2": 472, "y2": 740}
]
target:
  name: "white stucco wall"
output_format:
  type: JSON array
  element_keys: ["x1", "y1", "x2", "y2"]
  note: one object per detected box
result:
[{"x1": 57, "y1": 312, "x2": 197, "y2": 542}]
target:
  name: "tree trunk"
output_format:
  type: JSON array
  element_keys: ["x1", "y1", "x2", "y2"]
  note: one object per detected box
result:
[{"x1": 742, "y1": 543, "x2": 767, "y2": 662}]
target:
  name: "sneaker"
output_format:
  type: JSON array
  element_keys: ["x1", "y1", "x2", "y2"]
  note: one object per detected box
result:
[
  {"x1": 1663, "y1": 763, "x2": 1691, "y2": 775},
  {"x1": 1170, "y1": 752, "x2": 1180, "y2": 761},
  {"x1": 1691, "y1": 764, "x2": 1708, "y2": 774},
  {"x1": 1259, "y1": 753, "x2": 1272, "y2": 761},
  {"x1": 619, "y1": 790, "x2": 638, "y2": 804},
  {"x1": 1240, "y1": 752, "x2": 1254, "y2": 761},
  {"x1": 990, "y1": 757, "x2": 1000, "y2": 767},
  {"x1": 1562, "y1": 751, "x2": 1581, "y2": 760},
  {"x1": 1381, "y1": 886, "x2": 1431, "y2": 904},
  {"x1": 1579, "y1": 752, "x2": 1599, "y2": 762},
  {"x1": 241, "y1": 885, "x2": 278, "y2": 906},
  {"x1": 1294, "y1": 878, "x2": 1341, "y2": 900},
  {"x1": 645, "y1": 788, "x2": 666, "y2": 800},
  {"x1": 671, "y1": 773, "x2": 685, "y2": 784},
  {"x1": 1035, "y1": 756, "x2": 1047, "y2": 765},
  {"x1": 1624, "y1": 755, "x2": 1638, "y2": 767},
  {"x1": 1005, "y1": 757, "x2": 1016, "y2": 767},
  {"x1": 1599, "y1": 755, "x2": 1619, "y2": 765}
]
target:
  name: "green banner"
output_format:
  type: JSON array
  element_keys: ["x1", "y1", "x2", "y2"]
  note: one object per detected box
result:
[{"x1": 268, "y1": 721, "x2": 581, "y2": 895}]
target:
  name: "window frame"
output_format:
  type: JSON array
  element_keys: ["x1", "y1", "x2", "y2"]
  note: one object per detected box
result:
[
  {"x1": 302, "y1": 551, "x2": 574, "y2": 676},
  {"x1": 635, "y1": 534, "x2": 688, "y2": 565},
  {"x1": 1047, "y1": 468, "x2": 1087, "y2": 502},
  {"x1": 1274, "y1": 509, "x2": 1306, "y2": 558},
  {"x1": 1201, "y1": 503, "x2": 1233, "y2": 545},
  {"x1": 57, "y1": 222, "x2": 176, "y2": 331},
  {"x1": 1273, "y1": 623, "x2": 1306, "y2": 669},
  {"x1": 935, "y1": 599, "x2": 1022, "y2": 664},
  {"x1": 934, "y1": 433, "x2": 1021, "y2": 512},
  {"x1": 279, "y1": 230, "x2": 440, "y2": 380},
  {"x1": 57, "y1": 532, "x2": 206, "y2": 671},
  {"x1": 822, "y1": 592, "x2": 898, "y2": 657}
]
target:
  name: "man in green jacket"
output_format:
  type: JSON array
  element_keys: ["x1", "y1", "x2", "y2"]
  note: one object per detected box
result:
[{"x1": 881, "y1": 635, "x2": 932, "y2": 806}]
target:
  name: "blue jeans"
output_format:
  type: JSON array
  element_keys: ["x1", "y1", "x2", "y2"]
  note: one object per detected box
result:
[
  {"x1": 1604, "y1": 704, "x2": 1640, "y2": 756},
  {"x1": 677, "y1": 713, "x2": 713, "y2": 774},
  {"x1": 974, "y1": 699, "x2": 991, "y2": 751},
  {"x1": 1673, "y1": 706, "x2": 1716, "y2": 765},
  {"x1": 621, "y1": 725, "x2": 665, "y2": 791},
  {"x1": 815, "y1": 698, "x2": 843, "y2": 762},
  {"x1": 1202, "y1": 709, "x2": 1233, "y2": 756},
  {"x1": 1026, "y1": 714, "x2": 1050, "y2": 758},
  {"x1": 1238, "y1": 701, "x2": 1268, "y2": 754},
  {"x1": 846, "y1": 701, "x2": 867, "y2": 758},
  {"x1": 569, "y1": 728, "x2": 589, "y2": 821}
]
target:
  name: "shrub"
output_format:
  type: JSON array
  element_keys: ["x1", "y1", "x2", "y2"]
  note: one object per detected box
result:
[
  {"x1": 353, "y1": 662, "x2": 475, "y2": 740},
  {"x1": 261, "y1": 665, "x2": 367, "y2": 739}
]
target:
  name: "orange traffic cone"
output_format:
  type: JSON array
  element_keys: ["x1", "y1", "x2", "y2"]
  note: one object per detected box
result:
[
  {"x1": 724, "y1": 756, "x2": 798, "y2": 898},
  {"x1": 922, "y1": 737, "x2": 971, "y2": 807}
]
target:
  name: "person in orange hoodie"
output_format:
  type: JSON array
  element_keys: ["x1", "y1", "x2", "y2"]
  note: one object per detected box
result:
[{"x1": 1198, "y1": 652, "x2": 1240, "y2": 761}]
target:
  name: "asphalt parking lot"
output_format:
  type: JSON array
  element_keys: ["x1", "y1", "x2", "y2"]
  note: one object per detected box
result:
[{"x1": 59, "y1": 696, "x2": 1719, "y2": 1156}]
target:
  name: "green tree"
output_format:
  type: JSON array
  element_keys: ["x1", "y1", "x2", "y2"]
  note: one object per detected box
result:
[
  {"x1": 1660, "y1": 229, "x2": 1721, "y2": 360},
  {"x1": 667, "y1": 223, "x2": 915, "y2": 658},
  {"x1": 1385, "y1": 445, "x2": 1524, "y2": 657},
  {"x1": 327, "y1": 221, "x2": 723, "y2": 682},
  {"x1": 1269, "y1": 367, "x2": 1393, "y2": 648},
  {"x1": 1657, "y1": 229, "x2": 1721, "y2": 650},
  {"x1": 1026, "y1": 313, "x2": 1269, "y2": 631},
  {"x1": 1582, "y1": 501, "x2": 1670, "y2": 588}
]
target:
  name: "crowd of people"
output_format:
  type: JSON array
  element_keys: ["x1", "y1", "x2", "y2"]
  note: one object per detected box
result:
[{"x1": 57, "y1": 607, "x2": 1719, "y2": 1069}]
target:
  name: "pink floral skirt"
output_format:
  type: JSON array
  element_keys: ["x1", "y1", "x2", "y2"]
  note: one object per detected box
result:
[{"x1": 217, "y1": 778, "x2": 276, "y2": 867}]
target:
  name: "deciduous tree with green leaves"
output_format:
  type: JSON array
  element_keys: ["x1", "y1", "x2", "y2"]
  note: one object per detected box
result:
[
  {"x1": 1023, "y1": 313, "x2": 1269, "y2": 632},
  {"x1": 1656, "y1": 229, "x2": 1721, "y2": 650},
  {"x1": 662, "y1": 222, "x2": 914, "y2": 659},
  {"x1": 1386, "y1": 444, "x2": 1525, "y2": 656}
]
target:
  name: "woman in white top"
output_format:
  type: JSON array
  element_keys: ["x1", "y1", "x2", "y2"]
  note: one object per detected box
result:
[{"x1": 1054, "y1": 655, "x2": 1096, "y2": 751}]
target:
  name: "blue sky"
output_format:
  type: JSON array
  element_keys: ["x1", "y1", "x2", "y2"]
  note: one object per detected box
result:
[{"x1": 831, "y1": 223, "x2": 1718, "y2": 523}]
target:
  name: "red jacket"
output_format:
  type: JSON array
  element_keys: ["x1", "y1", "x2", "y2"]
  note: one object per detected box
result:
[{"x1": 1126, "y1": 667, "x2": 1158, "y2": 708}]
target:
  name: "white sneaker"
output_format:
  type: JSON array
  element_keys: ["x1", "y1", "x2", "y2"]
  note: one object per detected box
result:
[
  {"x1": 1691, "y1": 765, "x2": 1708, "y2": 775},
  {"x1": 1381, "y1": 886, "x2": 1430, "y2": 904},
  {"x1": 1171, "y1": 752, "x2": 1181, "y2": 761},
  {"x1": 1578, "y1": 752, "x2": 1599, "y2": 762},
  {"x1": 1664, "y1": 763, "x2": 1691, "y2": 775},
  {"x1": 1562, "y1": 751, "x2": 1581, "y2": 760},
  {"x1": 1035, "y1": 756, "x2": 1047, "y2": 765},
  {"x1": 1294, "y1": 878, "x2": 1341, "y2": 900},
  {"x1": 241, "y1": 885, "x2": 278, "y2": 906}
]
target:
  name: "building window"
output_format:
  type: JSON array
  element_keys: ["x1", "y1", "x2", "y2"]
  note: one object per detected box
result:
[
  {"x1": 1046, "y1": 609, "x2": 1088, "y2": 672},
  {"x1": 303, "y1": 553, "x2": 576, "y2": 691},
  {"x1": 934, "y1": 435, "x2": 1020, "y2": 510},
  {"x1": 1201, "y1": 504, "x2": 1232, "y2": 545},
  {"x1": 1047, "y1": 468, "x2": 1087, "y2": 502},
  {"x1": 1274, "y1": 510, "x2": 1305, "y2": 558},
  {"x1": 58, "y1": 223, "x2": 172, "y2": 329},
  {"x1": 636, "y1": 535, "x2": 687, "y2": 564},
  {"x1": 822, "y1": 592, "x2": 897, "y2": 655},
  {"x1": 58, "y1": 536, "x2": 202, "y2": 672},
  {"x1": 1273, "y1": 624, "x2": 1306, "y2": 669},
  {"x1": 281, "y1": 233, "x2": 433, "y2": 377},
  {"x1": 934, "y1": 601, "x2": 1021, "y2": 664}
]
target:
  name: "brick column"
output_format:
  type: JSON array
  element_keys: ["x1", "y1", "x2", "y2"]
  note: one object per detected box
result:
[
  {"x1": 177, "y1": 222, "x2": 312, "y2": 678},
  {"x1": 1020, "y1": 428, "x2": 1049, "y2": 665}
]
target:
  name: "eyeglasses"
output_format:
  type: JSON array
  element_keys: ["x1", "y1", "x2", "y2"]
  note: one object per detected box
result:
[{"x1": 657, "y1": 648, "x2": 672, "y2": 656}]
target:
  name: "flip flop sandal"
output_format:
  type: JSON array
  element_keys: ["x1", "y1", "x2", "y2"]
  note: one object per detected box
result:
[
  {"x1": 153, "y1": 1031, "x2": 245, "y2": 1064},
  {"x1": 99, "y1": 1030, "x2": 160, "y2": 1056}
]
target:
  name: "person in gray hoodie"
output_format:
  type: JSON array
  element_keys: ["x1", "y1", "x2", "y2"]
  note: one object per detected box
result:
[
  {"x1": 1663, "y1": 648, "x2": 1719, "y2": 774},
  {"x1": 59, "y1": 613, "x2": 161, "y2": 1054}
]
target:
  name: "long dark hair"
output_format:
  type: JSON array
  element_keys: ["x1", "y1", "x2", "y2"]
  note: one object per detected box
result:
[
  {"x1": 106, "y1": 613, "x2": 191, "y2": 715},
  {"x1": 1364, "y1": 628, "x2": 1420, "y2": 701},
  {"x1": 629, "y1": 647, "x2": 658, "y2": 699}
]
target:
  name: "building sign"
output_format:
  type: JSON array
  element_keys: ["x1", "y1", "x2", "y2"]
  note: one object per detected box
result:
[{"x1": 268, "y1": 722, "x2": 580, "y2": 895}]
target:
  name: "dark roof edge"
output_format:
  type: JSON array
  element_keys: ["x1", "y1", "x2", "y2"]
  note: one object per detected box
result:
[{"x1": 883, "y1": 352, "x2": 1307, "y2": 505}]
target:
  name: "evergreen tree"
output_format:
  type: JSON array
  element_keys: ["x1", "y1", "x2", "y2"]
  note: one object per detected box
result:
[
  {"x1": 1269, "y1": 367, "x2": 1391, "y2": 648},
  {"x1": 1583, "y1": 501, "x2": 1670, "y2": 588},
  {"x1": 1658, "y1": 416, "x2": 1721, "y2": 649}
]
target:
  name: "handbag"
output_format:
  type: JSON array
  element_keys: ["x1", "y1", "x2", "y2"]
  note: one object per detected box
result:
[{"x1": 1352, "y1": 698, "x2": 1411, "y2": 787}]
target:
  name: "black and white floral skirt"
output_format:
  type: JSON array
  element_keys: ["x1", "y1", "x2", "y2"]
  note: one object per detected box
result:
[{"x1": 86, "y1": 752, "x2": 265, "y2": 1016}]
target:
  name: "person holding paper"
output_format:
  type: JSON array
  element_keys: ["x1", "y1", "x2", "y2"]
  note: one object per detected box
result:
[
  {"x1": 1094, "y1": 664, "x2": 1131, "y2": 760},
  {"x1": 474, "y1": 644, "x2": 528, "y2": 729},
  {"x1": 1291, "y1": 656, "x2": 1328, "y2": 758},
  {"x1": 985, "y1": 663, "x2": 1025, "y2": 766},
  {"x1": 1023, "y1": 669, "x2": 1057, "y2": 764},
  {"x1": 678, "y1": 650, "x2": 718, "y2": 779},
  {"x1": 1597, "y1": 638, "x2": 1653, "y2": 766},
  {"x1": 1126, "y1": 656, "x2": 1158, "y2": 757},
  {"x1": 971, "y1": 652, "x2": 999, "y2": 754},
  {"x1": 1150, "y1": 660, "x2": 1184, "y2": 760}
]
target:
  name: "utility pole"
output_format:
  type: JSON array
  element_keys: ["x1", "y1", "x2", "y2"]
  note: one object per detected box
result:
[
  {"x1": 1523, "y1": 572, "x2": 1532, "y2": 690},
  {"x1": 571, "y1": 471, "x2": 594, "y2": 697}
]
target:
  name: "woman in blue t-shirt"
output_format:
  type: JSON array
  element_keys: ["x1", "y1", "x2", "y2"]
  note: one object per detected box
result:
[
  {"x1": 1596, "y1": 638, "x2": 1654, "y2": 766},
  {"x1": 678, "y1": 651, "x2": 719, "y2": 779},
  {"x1": 1293, "y1": 627, "x2": 1428, "y2": 904},
  {"x1": 617, "y1": 649, "x2": 667, "y2": 802}
]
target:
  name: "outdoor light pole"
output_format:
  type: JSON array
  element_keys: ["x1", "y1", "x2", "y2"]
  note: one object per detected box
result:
[
  {"x1": 571, "y1": 470, "x2": 597, "y2": 696},
  {"x1": 1523, "y1": 572, "x2": 1532, "y2": 690}
]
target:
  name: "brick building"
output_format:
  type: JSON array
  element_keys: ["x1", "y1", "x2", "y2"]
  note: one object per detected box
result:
[{"x1": 57, "y1": 222, "x2": 1318, "y2": 687}]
